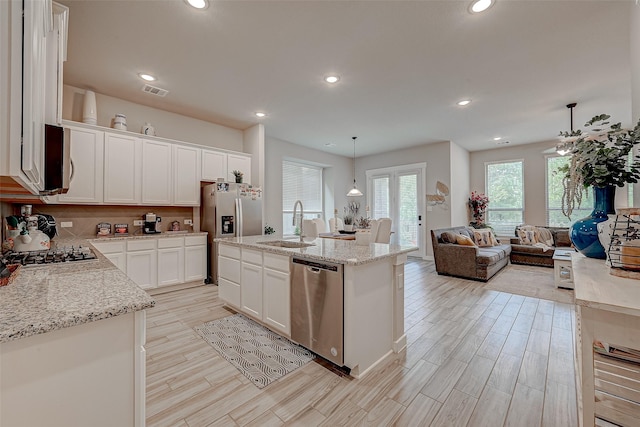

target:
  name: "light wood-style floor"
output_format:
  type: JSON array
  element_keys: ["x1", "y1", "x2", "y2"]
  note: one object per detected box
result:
[{"x1": 145, "y1": 259, "x2": 578, "y2": 426}]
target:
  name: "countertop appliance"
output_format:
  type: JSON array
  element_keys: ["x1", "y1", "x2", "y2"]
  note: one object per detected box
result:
[
  {"x1": 200, "y1": 183, "x2": 263, "y2": 284},
  {"x1": 290, "y1": 257, "x2": 344, "y2": 366},
  {"x1": 143, "y1": 213, "x2": 161, "y2": 234},
  {"x1": 2, "y1": 246, "x2": 97, "y2": 266}
]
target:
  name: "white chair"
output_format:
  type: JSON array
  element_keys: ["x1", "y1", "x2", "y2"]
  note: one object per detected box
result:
[
  {"x1": 313, "y1": 218, "x2": 328, "y2": 233},
  {"x1": 368, "y1": 219, "x2": 379, "y2": 242},
  {"x1": 302, "y1": 219, "x2": 318, "y2": 238},
  {"x1": 374, "y1": 218, "x2": 392, "y2": 243},
  {"x1": 329, "y1": 217, "x2": 344, "y2": 232}
]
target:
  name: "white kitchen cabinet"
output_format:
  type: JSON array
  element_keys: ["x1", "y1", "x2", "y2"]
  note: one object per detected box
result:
[
  {"x1": 227, "y1": 153, "x2": 252, "y2": 184},
  {"x1": 142, "y1": 139, "x2": 173, "y2": 205},
  {"x1": 91, "y1": 240, "x2": 126, "y2": 272},
  {"x1": 126, "y1": 240, "x2": 157, "y2": 289},
  {"x1": 157, "y1": 237, "x2": 185, "y2": 286},
  {"x1": 56, "y1": 125, "x2": 104, "y2": 204},
  {"x1": 173, "y1": 144, "x2": 200, "y2": 206},
  {"x1": 184, "y1": 235, "x2": 207, "y2": 282},
  {"x1": 263, "y1": 253, "x2": 291, "y2": 336},
  {"x1": 218, "y1": 243, "x2": 241, "y2": 308},
  {"x1": 201, "y1": 149, "x2": 227, "y2": 182},
  {"x1": 241, "y1": 249, "x2": 263, "y2": 319},
  {"x1": 104, "y1": 132, "x2": 142, "y2": 204}
]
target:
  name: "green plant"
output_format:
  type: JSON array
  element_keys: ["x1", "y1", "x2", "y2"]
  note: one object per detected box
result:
[
  {"x1": 557, "y1": 114, "x2": 640, "y2": 218},
  {"x1": 232, "y1": 170, "x2": 243, "y2": 178},
  {"x1": 264, "y1": 225, "x2": 275, "y2": 235},
  {"x1": 343, "y1": 214, "x2": 353, "y2": 225}
]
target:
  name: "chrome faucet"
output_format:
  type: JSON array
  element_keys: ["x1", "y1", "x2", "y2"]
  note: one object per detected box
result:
[{"x1": 293, "y1": 200, "x2": 304, "y2": 242}]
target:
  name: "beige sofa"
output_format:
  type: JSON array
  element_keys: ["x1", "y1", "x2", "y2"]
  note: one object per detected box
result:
[
  {"x1": 430, "y1": 226, "x2": 512, "y2": 282},
  {"x1": 509, "y1": 225, "x2": 572, "y2": 267}
]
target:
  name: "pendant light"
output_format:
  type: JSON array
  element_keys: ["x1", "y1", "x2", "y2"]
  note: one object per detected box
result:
[
  {"x1": 347, "y1": 136, "x2": 363, "y2": 197},
  {"x1": 556, "y1": 103, "x2": 577, "y2": 156}
]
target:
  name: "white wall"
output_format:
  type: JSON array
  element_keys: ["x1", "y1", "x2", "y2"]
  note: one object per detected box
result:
[
  {"x1": 449, "y1": 142, "x2": 470, "y2": 227},
  {"x1": 264, "y1": 136, "x2": 352, "y2": 236},
  {"x1": 243, "y1": 124, "x2": 264, "y2": 187},
  {"x1": 62, "y1": 85, "x2": 244, "y2": 151}
]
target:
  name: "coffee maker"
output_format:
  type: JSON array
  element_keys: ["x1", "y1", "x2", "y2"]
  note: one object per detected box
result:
[{"x1": 143, "y1": 213, "x2": 161, "y2": 234}]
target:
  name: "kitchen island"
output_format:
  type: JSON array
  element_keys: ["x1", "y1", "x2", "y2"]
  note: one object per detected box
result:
[
  {"x1": 0, "y1": 237, "x2": 155, "y2": 427},
  {"x1": 216, "y1": 235, "x2": 417, "y2": 378}
]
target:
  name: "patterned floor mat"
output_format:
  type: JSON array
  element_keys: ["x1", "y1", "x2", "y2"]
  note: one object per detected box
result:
[{"x1": 195, "y1": 314, "x2": 315, "y2": 388}]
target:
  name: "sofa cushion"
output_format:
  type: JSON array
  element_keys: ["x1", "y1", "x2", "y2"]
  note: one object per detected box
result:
[
  {"x1": 473, "y1": 229, "x2": 498, "y2": 247},
  {"x1": 456, "y1": 234, "x2": 477, "y2": 246},
  {"x1": 440, "y1": 231, "x2": 458, "y2": 244},
  {"x1": 477, "y1": 247, "x2": 505, "y2": 265},
  {"x1": 511, "y1": 244, "x2": 553, "y2": 255},
  {"x1": 554, "y1": 230, "x2": 572, "y2": 247},
  {"x1": 517, "y1": 229, "x2": 538, "y2": 245}
]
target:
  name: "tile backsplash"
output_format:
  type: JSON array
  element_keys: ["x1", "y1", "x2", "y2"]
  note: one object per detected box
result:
[{"x1": 3, "y1": 204, "x2": 195, "y2": 239}]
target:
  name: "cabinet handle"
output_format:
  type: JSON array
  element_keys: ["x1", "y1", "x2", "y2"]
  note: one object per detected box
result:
[{"x1": 69, "y1": 158, "x2": 75, "y2": 181}]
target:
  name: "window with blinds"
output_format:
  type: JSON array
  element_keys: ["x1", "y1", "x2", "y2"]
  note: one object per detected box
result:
[
  {"x1": 282, "y1": 161, "x2": 323, "y2": 235},
  {"x1": 486, "y1": 160, "x2": 524, "y2": 236}
]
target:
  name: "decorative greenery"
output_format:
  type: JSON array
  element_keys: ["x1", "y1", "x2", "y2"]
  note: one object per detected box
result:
[
  {"x1": 264, "y1": 225, "x2": 275, "y2": 235},
  {"x1": 557, "y1": 114, "x2": 640, "y2": 218},
  {"x1": 342, "y1": 214, "x2": 353, "y2": 225},
  {"x1": 356, "y1": 216, "x2": 371, "y2": 229},
  {"x1": 468, "y1": 191, "x2": 490, "y2": 227},
  {"x1": 343, "y1": 202, "x2": 359, "y2": 225},
  {"x1": 232, "y1": 170, "x2": 243, "y2": 178}
]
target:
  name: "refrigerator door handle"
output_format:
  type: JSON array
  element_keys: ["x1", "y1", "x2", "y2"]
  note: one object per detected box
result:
[{"x1": 236, "y1": 198, "x2": 243, "y2": 237}]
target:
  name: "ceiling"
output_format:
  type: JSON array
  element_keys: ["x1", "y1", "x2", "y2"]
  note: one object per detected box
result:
[{"x1": 59, "y1": 0, "x2": 634, "y2": 158}]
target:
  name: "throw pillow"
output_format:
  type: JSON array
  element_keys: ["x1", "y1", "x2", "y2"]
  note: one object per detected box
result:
[
  {"x1": 456, "y1": 234, "x2": 477, "y2": 247},
  {"x1": 440, "y1": 231, "x2": 457, "y2": 244},
  {"x1": 536, "y1": 227, "x2": 554, "y2": 246},
  {"x1": 518, "y1": 229, "x2": 538, "y2": 245},
  {"x1": 473, "y1": 229, "x2": 497, "y2": 247}
]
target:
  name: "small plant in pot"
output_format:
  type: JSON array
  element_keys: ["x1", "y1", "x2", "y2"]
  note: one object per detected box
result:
[
  {"x1": 343, "y1": 214, "x2": 354, "y2": 232},
  {"x1": 232, "y1": 170, "x2": 243, "y2": 183}
]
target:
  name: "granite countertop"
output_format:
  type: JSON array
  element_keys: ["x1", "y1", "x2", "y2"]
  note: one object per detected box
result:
[
  {"x1": 0, "y1": 237, "x2": 155, "y2": 344},
  {"x1": 215, "y1": 235, "x2": 417, "y2": 265},
  {"x1": 87, "y1": 231, "x2": 207, "y2": 242}
]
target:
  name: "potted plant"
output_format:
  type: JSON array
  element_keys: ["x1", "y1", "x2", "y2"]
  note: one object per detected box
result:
[
  {"x1": 557, "y1": 114, "x2": 640, "y2": 258},
  {"x1": 232, "y1": 170, "x2": 243, "y2": 183},
  {"x1": 343, "y1": 214, "x2": 354, "y2": 231}
]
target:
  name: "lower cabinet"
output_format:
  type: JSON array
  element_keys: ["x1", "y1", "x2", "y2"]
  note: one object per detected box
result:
[
  {"x1": 218, "y1": 244, "x2": 291, "y2": 336},
  {"x1": 92, "y1": 234, "x2": 207, "y2": 290}
]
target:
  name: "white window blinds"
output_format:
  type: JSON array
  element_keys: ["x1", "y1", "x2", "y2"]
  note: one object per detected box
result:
[{"x1": 282, "y1": 161, "x2": 323, "y2": 235}]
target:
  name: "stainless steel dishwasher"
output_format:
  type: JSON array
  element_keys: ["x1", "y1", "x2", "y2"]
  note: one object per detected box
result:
[{"x1": 290, "y1": 257, "x2": 344, "y2": 366}]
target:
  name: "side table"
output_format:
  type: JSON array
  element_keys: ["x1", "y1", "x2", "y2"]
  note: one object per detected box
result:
[{"x1": 553, "y1": 249, "x2": 574, "y2": 289}]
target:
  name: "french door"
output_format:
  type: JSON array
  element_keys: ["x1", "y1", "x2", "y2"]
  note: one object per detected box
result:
[{"x1": 366, "y1": 163, "x2": 426, "y2": 257}]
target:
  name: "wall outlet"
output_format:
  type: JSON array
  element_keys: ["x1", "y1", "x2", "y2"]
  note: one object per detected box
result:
[
  {"x1": 184, "y1": 219, "x2": 193, "y2": 225},
  {"x1": 60, "y1": 221, "x2": 73, "y2": 228},
  {"x1": 133, "y1": 220, "x2": 144, "y2": 226}
]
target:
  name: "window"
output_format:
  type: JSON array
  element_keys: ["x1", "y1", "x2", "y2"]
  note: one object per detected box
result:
[
  {"x1": 485, "y1": 160, "x2": 524, "y2": 236},
  {"x1": 547, "y1": 156, "x2": 593, "y2": 227},
  {"x1": 282, "y1": 161, "x2": 323, "y2": 235},
  {"x1": 371, "y1": 175, "x2": 390, "y2": 219}
]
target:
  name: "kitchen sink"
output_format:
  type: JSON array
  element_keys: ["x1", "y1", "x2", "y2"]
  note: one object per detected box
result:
[{"x1": 259, "y1": 240, "x2": 315, "y2": 248}]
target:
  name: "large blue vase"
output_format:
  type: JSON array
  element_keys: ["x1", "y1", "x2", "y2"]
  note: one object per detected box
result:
[{"x1": 570, "y1": 185, "x2": 616, "y2": 259}]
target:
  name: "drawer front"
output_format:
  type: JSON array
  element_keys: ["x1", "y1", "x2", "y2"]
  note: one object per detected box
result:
[
  {"x1": 242, "y1": 248, "x2": 262, "y2": 265},
  {"x1": 92, "y1": 241, "x2": 125, "y2": 254},
  {"x1": 263, "y1": 252, "x2": 290, "y2": 273},
  {"x1": 185, "y1": 235, "x2": 207, "y2": 246},
  {"x1": 218, "y1": 256, "x2": 241, "y2": 283},
  {"x1": 157, "y1": 237, "x2": 184, "y2": 249},
  {"x1": 219, "y1": 243, "x2": 240, "y2": 260},
  {"x1": 127, "y1": 239, "x2": 157, "y2": 252}
]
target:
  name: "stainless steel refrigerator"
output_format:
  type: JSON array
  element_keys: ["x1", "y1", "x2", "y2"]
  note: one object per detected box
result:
[{"x1": 200, "y1": 183, "x2": 263, "y2": 284}]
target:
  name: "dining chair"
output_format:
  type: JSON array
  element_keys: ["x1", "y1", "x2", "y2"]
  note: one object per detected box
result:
[
  {"x1": 374, "y1": 218, "x2": 392, "y2": 243},
  {"x1": 302, "y1": 219, "x2": 318, "y2": 238},
  {"x1": 313, "y1": 218, "x2": 328, "y2": 233},
  {"x1": 329, "y1": 217, "x2": 344, "y2": 232}
]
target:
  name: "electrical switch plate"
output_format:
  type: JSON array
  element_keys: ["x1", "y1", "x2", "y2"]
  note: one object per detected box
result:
[
  {"x1": 133, "y1": 220, "x2": 144, "y2": 226},
  {"x1": 60, "y1": 221, "x2": 73, "y2": 228},
  {"x1": 184, "y1": 219, "x2": 193, "y2": 225}
]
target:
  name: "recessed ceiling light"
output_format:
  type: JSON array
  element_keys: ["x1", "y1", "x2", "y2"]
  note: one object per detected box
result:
[
  {"x1": 324, "y1": 75, "x2": 340, "y2": 84},
  {"x1": 325, "y1": 142, "x2": 336, "y2": 147},
  {"x1": 255, "y1": 112, "x2": 267, "y2": 118},
  {"x1": 457, "y1": 99, "x2": 472, "y2": 106},
  {"x1": 469, "y1": 0, "x2": 494, "y2": 14},
  {"x1": 493, "y1": 137, "x2": 502, "y2": 141},
  {"x1": 138, "y1": 73, "x2": 156, "y2": 82},
  {"x1": 185, "y1": 0, "x2": 208, "y2": 10}
]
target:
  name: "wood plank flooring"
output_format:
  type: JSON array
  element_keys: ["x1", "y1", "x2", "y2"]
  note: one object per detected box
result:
[{"x1": 146, "y1": 259, "x2": 578, "y2": 426}]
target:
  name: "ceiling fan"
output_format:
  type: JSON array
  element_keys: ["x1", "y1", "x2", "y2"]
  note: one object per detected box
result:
[{"x1": 542, "y1": 102, "x2": 577, "y2": 154}]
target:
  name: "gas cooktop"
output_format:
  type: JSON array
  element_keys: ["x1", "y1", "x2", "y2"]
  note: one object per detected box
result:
[{"x1": 2, "y1": 246, "x2": 98, "y2": 266}]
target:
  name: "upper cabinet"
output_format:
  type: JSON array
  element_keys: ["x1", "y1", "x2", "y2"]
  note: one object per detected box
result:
[
  {"x1": 1, "y1": 0, "x2": 68, "y2": 195},
  {"x1": 104, "y1": 132, "x2": 142, "y2": 205},
  {"x1": 173, "y1": 145, "x2": 201, "y2": 206},
  {"x1": 201, "y1": 150, "x2": 227, "y2": 182},
  {"x1": 227, "y1": 153, "x2": 252, "y2": 184},
  {"x1": 141, "y1": 139, "x2": 173, "y2": 205},
  {"x1": 56, "y1": 125, "x2": 104, "y2": 204}
]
